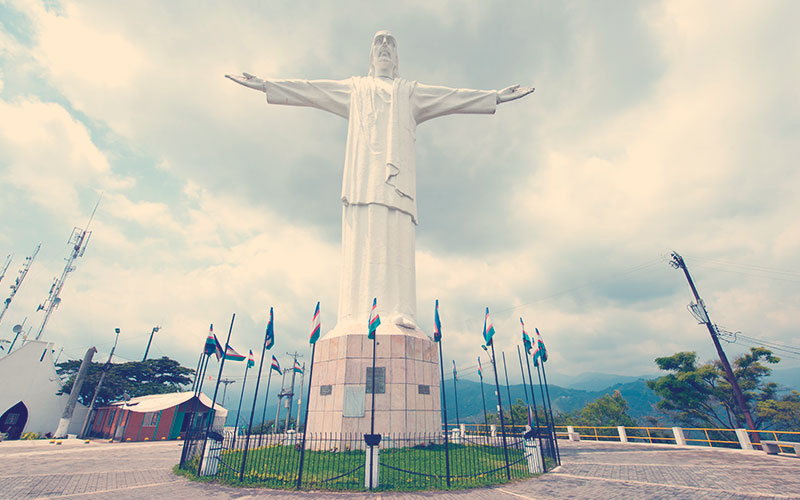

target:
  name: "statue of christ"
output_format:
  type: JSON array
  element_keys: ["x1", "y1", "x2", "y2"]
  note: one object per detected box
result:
[{"x1": 227, "y1": 30, "x2": 533, "y2": 338}]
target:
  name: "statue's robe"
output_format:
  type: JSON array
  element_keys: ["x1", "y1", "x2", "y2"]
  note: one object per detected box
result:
[{"x1": 264, "y1": 76, "x2": 496, "y2": 336}]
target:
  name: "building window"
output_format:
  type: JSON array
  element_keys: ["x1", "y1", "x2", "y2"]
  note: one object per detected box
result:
[
  {"x1": 144, "y1": 412, "x2": 159, "y2": 426},
  {"x1": 320, "y1": 385, "x2": 332, "y2": 396},
  {"x1": 418, "y1": 384, "x2": 430, "y2": 395},
  {"x1": 365, "y1": 367, "x2": 385, "y2": 394}
]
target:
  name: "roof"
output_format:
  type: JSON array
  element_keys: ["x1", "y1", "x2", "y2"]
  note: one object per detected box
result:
[{"x1": 110, "y1": 391, "x2": 227, "y2": 416}]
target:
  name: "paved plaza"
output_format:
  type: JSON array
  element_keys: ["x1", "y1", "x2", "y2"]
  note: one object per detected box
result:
[{"x1": 0, "y1": 438, "x2": 797, "y2": 499}]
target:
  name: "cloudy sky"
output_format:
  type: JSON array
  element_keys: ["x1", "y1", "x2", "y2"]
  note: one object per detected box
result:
[{"x1": 1, "y1": 1, "x2": 798, "y2": 392}]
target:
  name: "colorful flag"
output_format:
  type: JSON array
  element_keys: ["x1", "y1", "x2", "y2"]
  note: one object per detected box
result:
[
  {"x1": 452, "y1": 360, "x2": 458, "y2": 381},
  {"x1": 204, "y1": 324, "x2": 216, "y2": 355},
  {"x1": 520, "y1": 318, "x2": 532, "y2": 354},
  {"x1": 368, "y1": 297, "x2": 381, "y2": 339},
  {"x1": 213, "y1": 334, "x2": 224, "y2": 361},
  {"x1": 533, "y1": 328, "x2": 548, "y2": 366},
  {"x1": 477, "y1": 356, "x2": 483, "y2": 379},
  {"x1": 433, "y1": 299, "x2": 442, "y2": 342},
  {"x1": 527, "y1": 405, "x2": 535, "y2": 428},
  {"x1": 224, "y1": 343, "x2": 246, "y2": 362},
  {"x1": 265, "y1": 307, "x2": 275, "y2": 350},
  {"x1": 293, "y1": 359, "x2": 303, "y2": 374},
  {"x1": 482, "y1": 307, "x2": 496, "y2": 346},
  {"x1": 270, "y1": 355, "x2": 281, "y2": 373},
  {"x1": 309, "y1": 301, "x2": 321, "y2": 344},
  {"x1": 247, "y1": 349, "x2": 255, "y2": 368}
]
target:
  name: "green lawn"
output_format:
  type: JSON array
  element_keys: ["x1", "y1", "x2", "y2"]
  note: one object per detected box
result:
[{"x1": 179, "y1": 440, "x2": 549, "y2": 491}]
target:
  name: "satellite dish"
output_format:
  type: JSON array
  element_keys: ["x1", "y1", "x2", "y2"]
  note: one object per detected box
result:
[{"x1": 12, "y1": 324, "x2": 22, "y2": 333}]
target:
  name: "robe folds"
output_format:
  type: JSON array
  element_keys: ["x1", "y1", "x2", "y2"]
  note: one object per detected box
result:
[{"x1": 264, "y1": 76, "x2": 496, "y2": 334}]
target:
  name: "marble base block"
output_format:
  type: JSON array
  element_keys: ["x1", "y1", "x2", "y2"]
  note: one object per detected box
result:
[{"x1": 306, "y1": 333, "x2": 441, "y2": 437}]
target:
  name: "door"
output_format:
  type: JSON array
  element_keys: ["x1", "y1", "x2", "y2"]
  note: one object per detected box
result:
[{"x1": 0, "y1": 402, "x2": 28, "y2": 440}]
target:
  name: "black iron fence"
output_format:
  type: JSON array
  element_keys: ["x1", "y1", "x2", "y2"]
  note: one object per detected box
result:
[{"x1": 178, "y1": 425, "x2": 558, "y2": 491}]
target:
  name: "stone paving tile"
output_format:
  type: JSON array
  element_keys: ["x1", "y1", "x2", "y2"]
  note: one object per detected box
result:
[{"x1": 1, "y1": 439, "x2": 798, "y2": 499}]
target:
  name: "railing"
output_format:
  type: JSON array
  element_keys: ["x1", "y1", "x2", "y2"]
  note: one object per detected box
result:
[{"x1": 552, "y1": 425, "x2": 800, "y2": 450}]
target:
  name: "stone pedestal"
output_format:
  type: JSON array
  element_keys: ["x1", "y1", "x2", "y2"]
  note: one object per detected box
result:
[{"x1": 306, "y1": 332, "x2": 441, "y2": 436}]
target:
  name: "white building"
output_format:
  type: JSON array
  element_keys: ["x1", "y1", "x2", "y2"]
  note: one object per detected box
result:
[{"x1": 0, "y1": 340, "x2": 87, "y2": 439}]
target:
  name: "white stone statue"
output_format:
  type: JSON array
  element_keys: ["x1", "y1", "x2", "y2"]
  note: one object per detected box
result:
[{"x1": 227, "y1": 31, "x2": 533, "y2": 338}]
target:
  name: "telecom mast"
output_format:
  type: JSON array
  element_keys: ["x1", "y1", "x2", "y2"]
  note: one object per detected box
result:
[
  {"x1": 35, "y1": 198, "x2": 101, "y2": 341},
  {"x1": 0, "y1": 254, "x2": 12, "y2": 286},
  {"x1": 0, "y1": 244, "x2": 41, "y2": 326}
]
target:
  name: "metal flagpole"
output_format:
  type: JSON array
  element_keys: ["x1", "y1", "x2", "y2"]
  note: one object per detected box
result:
[
  {"x1": 489, "y1": 341, "x2": 511, "y2": 480},
  {"x1": 297, "y1": 301, "x2": 321, "y2": 489},
  {"x1": 502, "y1": 352, "x2": 516, "y2": 429},
  {"x1": 517, "y1": 345, "x2": 530, "y2": 404},
  {"x1": 197, "y1": 313, "x2": 236, "y2": 476},
  {"x1": 478, "y1": 357, "x2": 489, "y2": 439},
  {"x1": 523, "y1": 342, "x2": 547, "y2": 470},
  {"x1": 433, "y1": 300, "x2": 450, "y2": 487},
  {"x1": 232, "y1": 359, "x2": 249, "y2": 449},
  {"x1": 538, "y1": 354, "x2": 560, "y2": 465},
  {"x1": 240, "y1": 309, "x2": 273, "y2": 481},
  {"x1": 261, "y1": 369, "x2": 273, "y2": 434},
  {"x1": 452, "y1": 360, "x2": 460, "y2": 429}
]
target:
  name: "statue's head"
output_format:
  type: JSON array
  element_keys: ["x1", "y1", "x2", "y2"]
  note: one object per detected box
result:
[{"x1": 368, "y1": 30, "x2": 399, "y2": 78}]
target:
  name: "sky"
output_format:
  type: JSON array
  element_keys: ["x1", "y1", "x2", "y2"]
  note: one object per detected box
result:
[{"x1": 1, "y1": 1, "x2": 798, "y2": 393}]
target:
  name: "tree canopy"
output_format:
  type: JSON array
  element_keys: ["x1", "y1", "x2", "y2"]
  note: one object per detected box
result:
[
  {"x1": 646, "y1": 347, "x2": 790, "y2": 429},
  {"x1": 56, "y1": 356, "x2": 194, "y2": 406}
]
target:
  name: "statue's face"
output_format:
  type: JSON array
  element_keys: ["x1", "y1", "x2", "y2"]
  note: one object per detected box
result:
[{"x1": 370, "y1": 31, "x2": 397, "y2": 76}]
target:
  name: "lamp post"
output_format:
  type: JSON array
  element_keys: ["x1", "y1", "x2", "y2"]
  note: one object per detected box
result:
[
  {"x1": 79, "y1": 327, "x2": 120, "y2": 439},
  {"x1": 142, "y1": 326, "x2": 161, "y2": 361}
]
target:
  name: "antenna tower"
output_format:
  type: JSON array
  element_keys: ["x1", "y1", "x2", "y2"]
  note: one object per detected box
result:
[
  {"x1": 0, "y1": 254, "x2": 12, "y2": 286},
  {"x1": 0, "y1": 244, "x2": 41, "y2": 326},
  {"x1": 35, "y1": 197, "x2": 101, "y2": 340}
]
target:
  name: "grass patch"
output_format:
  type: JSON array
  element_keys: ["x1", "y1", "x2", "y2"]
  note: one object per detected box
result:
[{"x1": 177, "y1": 441, "x2": 547, "y2": 491}]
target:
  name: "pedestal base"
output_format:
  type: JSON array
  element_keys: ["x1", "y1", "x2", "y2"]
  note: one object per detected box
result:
[{"x1": 306, "y1": 333, "x2": 441, "y2": 436}]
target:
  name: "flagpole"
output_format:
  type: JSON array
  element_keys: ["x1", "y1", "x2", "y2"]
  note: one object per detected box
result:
[
  {"x1": 452, "y1": 361, "x2": 461, "y2": 429},
  {"x1": 261, "y1": 369, "x2": 273, "y2": 435},
  {"x1": 192, "y1": 352, "x2": 204, "y2": 392},
  {"x1": 478, "y1": 357, "x2": 488, "y2": 438},
  {"x1": 240, "y1": 311, "x2": 273, "y2": 481},
  {"x1": 523, "y1": 344, "x2": 547, "y2": 471},
  {"x1": 198, "y1": 313, "x2": 236, "y2": 476},
  {"x1": 517, "y1": 345, "x2": 530, "y2": 405},
  {"x1": 368, "y1": 321, "x2": 377, "y2": 490},
  {"x1": 180, "y1": 351, "x2": 210, "y2": 467},
  {"x1": 296, "y1": 344, "x2": 315, "y2": 489},
  {"x1": 233, "y1": 361, "x2": 249, "y2": 449},
  {"x1": 502, "y1": 352, "x2": 516, "y2": 429},
  {"x1": 436, "y1": 334, "x2": 451, "y2": 487},
  {"x1": 538, "y1": 358, "x2": 561, "y2": 465},
  {"x1": 489, "y1": 341, "x2": 511, "y2": 480}
]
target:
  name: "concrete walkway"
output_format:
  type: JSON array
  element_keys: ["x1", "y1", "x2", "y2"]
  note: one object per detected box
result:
[{"x1": 0, "y1": 438, "x2": 797, "y2": 499}]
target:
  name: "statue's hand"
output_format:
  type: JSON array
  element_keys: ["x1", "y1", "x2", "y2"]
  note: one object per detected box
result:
[
  {"x1": 225, "y1": 72, "x2": 267, "y2": 92},
  {"x1": 497, "y1": 84, "x2": 535, "y2": 104}
]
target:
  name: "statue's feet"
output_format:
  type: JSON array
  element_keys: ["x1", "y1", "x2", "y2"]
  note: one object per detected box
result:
[{"x1": 393, "y1": 315, "x2": 417, "y2": 330}]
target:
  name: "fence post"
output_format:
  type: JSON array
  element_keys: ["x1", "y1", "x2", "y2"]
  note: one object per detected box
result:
[
  {"x1": 567, "y1": 426, "x2": 580, "y2": 441},
  {"x1": 735, "y1": 428, "x2": 753, "y2": 450},
  {"x1": 672, "y1": 427, "x2": 686, "y2": 446},
  {"x1": 460, "y1": 423, "x2": 466, "y2": 438},
  {"x1": 490, "y1": 424, "x2": 497, "y2": 438},
  {"x1": 617, "y1": 426, "x2": 628, "y2": 443},
  {"x1": 364, "y1": 444, "x2": 379, "y2": 489},
  {"x1": 524, "y1": 436, "x2": 543, "y2": 474}
]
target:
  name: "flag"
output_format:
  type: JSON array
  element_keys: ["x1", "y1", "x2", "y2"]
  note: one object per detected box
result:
[
  {"x1": 527, "y1": 405, "x2": 535, "y2": 428},
  {"x1": 204, "y1": 324, "x2": 216, "y2": 355},
  {"x1": 224, "y1": 343, "x2": 246, "y2": 362},
  {"x1": 309, "y1": 301, "x2": 321, "y2": 344},
  {"x1": 520, "y1": 318, "x2": 532, "y2": 354},
  {"x1": 433, "y1": 299, "x2": 442, "y2": 342},
  {"x1": 293, "y1": 359, "x2": 303, "y2": 374},
  {"x1": 452, "y1": 360, "x2": 458, "y2": 381},
  {"x1": 482, "y1": 307, "x2": 496, "y2": 346},
  {"x1": 247, "y1": 349, "x2": 255, "y2": 368},
  {"x1": 213, "y1": 334, "x2": 224, "y2": 361},
  {"x1": 368, "y1": 297, "x2": 381, "y2": 339},
  {"x1": 533, "y1": 328, "x2": 548, "y2": 366},
  {"x1": 477, "y1": 356, "x2": 483, "y2": 379},
  {"x1": 265, "y1": 307, "x2": 275, "y2": 350},
  {"x1": 270, "y1": 355, "x2": 281, "y2": 373}
]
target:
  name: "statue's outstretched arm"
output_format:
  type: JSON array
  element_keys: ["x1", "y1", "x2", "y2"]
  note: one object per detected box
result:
[
  {"x1": 225, "y1": 73, "x2": 267, "y2": 92},
  {"x1": 497, "y1": 84, "x2": 535, "y2": 104}
]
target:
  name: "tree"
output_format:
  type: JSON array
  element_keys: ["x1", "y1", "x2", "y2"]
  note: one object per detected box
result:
[
  {"x1": 647, "y1": 347, "x2": 780, "y2": 429},
  {"x1": 56, "y1": 356, "x2": 194, "y2": 406},
  {"x1": 757, "y1": 391, "x2": 800, "y2": 431},
  {"x1": 560, "y1": 390, "x2": 637, "y2": 427}
]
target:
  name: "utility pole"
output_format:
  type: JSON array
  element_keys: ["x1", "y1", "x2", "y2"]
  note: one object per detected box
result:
[
  {"x1": 79, "y1": 328, "x2": 120, "y2": 438},
  {"x1": 295, "y1": 362, "x2": 305, "y2": 431},
  {"x1": 0, "y1": 244, "x2": 40, "y2": 326},
  {"x1": 670, "y1": 251, "x2": 761, "y2": 444},
  {"x1": 284, "y1": 351, "x2": 303, "y2": 432},
  {"x1": 55, "y1": 346, "x2": 97, "y2": 438},
  {"x1": 142, "y1": 326, "x2": 161, "y2": 361},
  {"x1": 219, "y1": 379, "x2": 236, "y2": 407}
]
